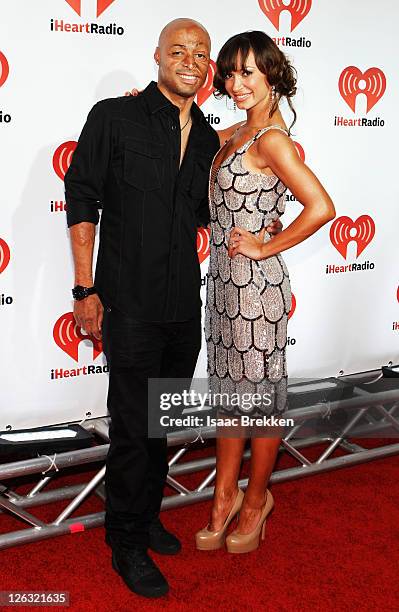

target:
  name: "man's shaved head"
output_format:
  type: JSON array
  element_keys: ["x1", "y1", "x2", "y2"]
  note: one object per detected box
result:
[
  {"x1": 158, "y1": 18, "x2": 210, "y2": 49},
  {"x1": 155, "y1": 18, "x2": 211, "y2": 102}
]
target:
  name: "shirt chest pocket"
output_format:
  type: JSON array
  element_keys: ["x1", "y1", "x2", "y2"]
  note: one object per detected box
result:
[{"x1": 123, "y1": 138, "x2": 164, "y2": 191}]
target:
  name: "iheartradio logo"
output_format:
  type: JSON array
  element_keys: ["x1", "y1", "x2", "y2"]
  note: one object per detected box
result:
[
  {"x1": 258, "y1": 0, "x2": 312, "y2": 32},
  {"x1": 293, "y1": 141, "x2": 305, "y2": 162},
  {"x1": 0, "y1": 51, "x2": 9, "y2": 88},
  {"x1": 53, "y1": 141, "x2": 77, "y2": 181},
  {"x1": 197, "y1": 227, "x2": 210, "y2": 263},
  {"x1": 339, "y1": 67, "x2": 386, "y2": 113},
  {"x1": 53, "y1": 312, "x2": 102, "y2": 362},
  {"x1": 288, "y1": 293, "x2": 296, "y2": 319},
  {"x1": 0, "y1": 238, "x2": 11, "y2": 274},
  {"x1": 393, "y1": 287, "x2": 399, "y2": 331},
  {"x1": 197, "y1": 60, "x2": 216, "y2": 107},
  {"x1": 65, "y1": 0, "x2": 117, "y2": 17},
  {"x1": 330, "y1": 215, "x2": 375, "y2": 260}
]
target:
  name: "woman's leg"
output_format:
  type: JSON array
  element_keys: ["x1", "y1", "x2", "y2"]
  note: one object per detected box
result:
[
  {"x1": 209, "y1": 435, "x2": 246, "y2": 530},
  {"x1": 235, "y1": 436, "x2": 281, "y2": 534}
]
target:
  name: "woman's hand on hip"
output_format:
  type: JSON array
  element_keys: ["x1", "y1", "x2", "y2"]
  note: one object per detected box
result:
[{"x1": 228, "y1": 227, "x2": 267, "y2": 260}]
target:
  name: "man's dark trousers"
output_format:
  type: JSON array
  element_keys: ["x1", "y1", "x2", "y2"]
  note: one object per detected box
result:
[{"x1": 102, "y1": 306, "x2": 201, "y2": 549}]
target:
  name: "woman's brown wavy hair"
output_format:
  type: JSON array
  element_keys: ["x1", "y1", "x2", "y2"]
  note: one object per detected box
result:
[{"x1": 213, "y1": 30, "x2": 297, "y2": 133}]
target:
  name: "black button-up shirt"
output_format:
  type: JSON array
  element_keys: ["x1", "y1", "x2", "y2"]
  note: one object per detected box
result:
[{"x1": 65, "y1": 81, "x2": 219, "y2": 321}]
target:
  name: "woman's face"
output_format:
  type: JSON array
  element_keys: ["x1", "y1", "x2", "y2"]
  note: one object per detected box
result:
[{"x1": 223, "y1": 49, "x2": 270, "y2": 111}]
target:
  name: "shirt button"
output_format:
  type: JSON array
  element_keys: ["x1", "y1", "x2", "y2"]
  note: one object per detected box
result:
[{"x1": 173, "y1": 244, "x2": 178, "y2": 251}]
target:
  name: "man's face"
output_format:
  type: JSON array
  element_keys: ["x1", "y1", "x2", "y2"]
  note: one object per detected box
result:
[{"x1": 155, "y1": 25, "x2": 210, "y2": 99}]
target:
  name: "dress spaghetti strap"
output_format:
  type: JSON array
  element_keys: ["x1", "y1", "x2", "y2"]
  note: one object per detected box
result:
[{"x1": 242, "y1": 124, "x2": 288, "y2": 152}]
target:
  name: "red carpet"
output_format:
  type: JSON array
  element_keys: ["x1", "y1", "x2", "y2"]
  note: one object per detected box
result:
[{"x1": 1, "y1": 441, "x2": 398, "y2": 612}]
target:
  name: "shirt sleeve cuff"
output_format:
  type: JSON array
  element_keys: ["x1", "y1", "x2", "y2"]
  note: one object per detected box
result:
[{"x1": 66, "y1": 200, "x2": 100, "y2": 227}]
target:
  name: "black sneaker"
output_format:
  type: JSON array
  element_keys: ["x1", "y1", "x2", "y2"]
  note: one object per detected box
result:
[
  {"x1": 149, "y1": 518, "x2": 182, "y2": 555},
  {"x1": 111, "y1": 546, "x2": 169, "y2": 598}
]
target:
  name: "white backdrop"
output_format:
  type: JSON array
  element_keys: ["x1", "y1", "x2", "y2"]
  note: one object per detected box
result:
[{"x1": 0, "y1": 0, "x2": 398, "y2": 430}]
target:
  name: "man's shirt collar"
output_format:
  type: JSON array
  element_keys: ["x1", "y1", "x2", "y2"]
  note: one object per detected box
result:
[{"x1": 143, "y1": 81, "x2": 204, "y2": 123}]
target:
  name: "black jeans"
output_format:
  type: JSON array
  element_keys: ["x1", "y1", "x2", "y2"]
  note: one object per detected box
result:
[{"x1": 102, "y1": 307, "x2": 201, "y2": 548}]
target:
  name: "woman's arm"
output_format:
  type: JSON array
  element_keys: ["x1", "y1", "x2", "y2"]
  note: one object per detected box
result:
[{"x1": 228, "y1": 131, "x2": 335, "y2": 259}]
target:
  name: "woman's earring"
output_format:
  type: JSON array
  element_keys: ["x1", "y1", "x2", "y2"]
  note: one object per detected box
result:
[{"x1": 268, "y1": 85, "x2": 276, "y2": 114}]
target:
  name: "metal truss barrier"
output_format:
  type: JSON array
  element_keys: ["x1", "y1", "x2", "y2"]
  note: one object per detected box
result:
[{"x1": 0, "y1": 371, "x2": 398, "y2": 550}]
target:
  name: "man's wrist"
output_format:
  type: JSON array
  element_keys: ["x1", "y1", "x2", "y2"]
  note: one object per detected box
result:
[
  {"x1": 74, "y1": 276, "x2": 93, "y2": 286},
  {"x1": 72, "y1": 285, "x2": 97, "y2": 301}
]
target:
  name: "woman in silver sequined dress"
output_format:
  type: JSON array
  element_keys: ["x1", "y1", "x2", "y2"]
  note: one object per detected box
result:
[{"x1": 196, "y1": 31, "x2": 335, "y2": 553}]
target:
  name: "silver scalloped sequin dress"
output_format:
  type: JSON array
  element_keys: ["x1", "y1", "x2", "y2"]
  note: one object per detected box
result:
[{"x1": 205, "y1": 126, "x2": 292, "y2": 415}]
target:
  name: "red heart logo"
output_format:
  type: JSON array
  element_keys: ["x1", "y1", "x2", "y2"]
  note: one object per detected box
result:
[
  {"x1": 53, "y1": 141, "x2": 77, "y2": 181},
  {"x1": 197, "y1": 60, "x2": 216, "y2": 107},
  {"x1": 293, "y1": 141, "x2": 305, "y2": 162},
  {"x1": 288, "y1": 292, "x2": 296, "y2": 320},
  {"x1": 65, "y1": 0, "x2": 81, "y2": 15},
  {"x1": 338, "y1": 66, "x2": 386, "y2": 113},
  {"x1": 53, "y1": 312, "x2": 102, "y2": 362},
  {"x1": 330, "y1": 215, "x2": 375, "y2": 259},
  {"x1": 97, "y1": 0, "x2": 117, "y2": 17},
  {"x1": 65, "y1": 0, "x2": 116, "y2": 17},
  {"x1": 0, "y1": 51, "x2": 9, "y2": 88},
  {"x1": 258, "y1": 0, "x2": 312, "y2": 32},
  {"x1": 197, "y1": 227, "x2": 210, "y2": 264},
  {"x1": 0, "y1": 238, "x2": 11, "y2": 274}
]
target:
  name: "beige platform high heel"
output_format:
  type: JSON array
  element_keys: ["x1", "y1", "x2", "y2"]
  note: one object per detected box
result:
[
  {"x1": 195, "y1": 489, "x2": 244, "y2": 551},
  {"x1": 226, "y1": 489, "x2": 274, "y2": 554}
]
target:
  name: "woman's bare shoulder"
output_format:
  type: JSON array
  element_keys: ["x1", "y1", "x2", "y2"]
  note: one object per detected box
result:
[{"x1": 257, "y1": 128, "x2": 296, "y2": 160}]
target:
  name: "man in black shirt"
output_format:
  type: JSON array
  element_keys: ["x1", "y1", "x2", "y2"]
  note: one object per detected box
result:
[{"x1": 65, "y1": 18, "x2": 218, "y2": 599}]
